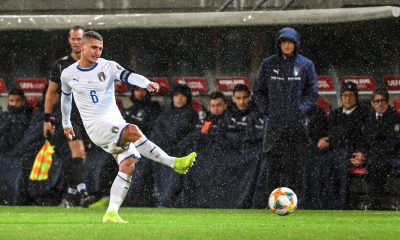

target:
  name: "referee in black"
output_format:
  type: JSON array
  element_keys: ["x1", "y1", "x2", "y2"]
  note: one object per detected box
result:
[{"x1": 43, "y1": 25, "x2": 95, "y2": 208}]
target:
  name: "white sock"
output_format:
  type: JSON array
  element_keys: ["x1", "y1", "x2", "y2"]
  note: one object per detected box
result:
[
  {"x1": 134, "y1": 136, "x2": 175, "y2": 168},
  {"x1": 68, "y1": 188, "x2": 78, "y2": 194},
  {"x1": 107, "y1": 172, "x2": 132, "y2": 212},
  {"x1": 76, "y1": 183, "x2": 86, "y2": 193}
]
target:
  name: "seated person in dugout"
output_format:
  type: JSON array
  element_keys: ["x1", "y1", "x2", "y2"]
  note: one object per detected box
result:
[
  {"x1": 225, "y1": 84, "x2": 263, "y2": 150},
  {"x1": 360, "y1": 88, "x2": 400, "y2": 210},
  {"x1": 150, "y1": 84, "x2": 198, "y2": 153},
  {"x1": 198, "y1": 91, "x2": 229, "y2": 135},
  {"x1": 316, "y1": 82, "x2": 369, "y2": 209},
  {"x1": 0, "y1": 87, "x2": 33, "y2": 152},
  {"x1": 123, "y1": 86, "x2": 163, "y2": 136},
  {"x1": 179, "y1": 91, "x2": 230, "y2": 152},
  {"x1": 149, "y1": 84, "x2": 199, "y2": 207}
]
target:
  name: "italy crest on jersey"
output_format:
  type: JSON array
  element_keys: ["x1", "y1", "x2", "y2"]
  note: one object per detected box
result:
[
  {"x1": 98, "y1": 72, "x2": 106, "y2": 82},
  {"x1": 111, "y1": 126, "x2": 119, "y2": 134},
  {"x1": 293, "y1": 66, "x2": 300, "y2": 76}
]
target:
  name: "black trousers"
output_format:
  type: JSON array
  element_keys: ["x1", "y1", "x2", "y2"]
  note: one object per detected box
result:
[
  {"x1": 367, "y1": 154, "x2": 392, "y2": 209},
  {"x1": 303, "y1": 148, "x2": 350, "y2": 210},
  {"x1": 263, "y1": 127, "x2": 307, "y2": 207}
]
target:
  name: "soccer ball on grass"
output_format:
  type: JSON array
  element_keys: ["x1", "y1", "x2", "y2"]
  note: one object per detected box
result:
[{"x1": 268, "y1": 187, "x2": 297, "y2": 216}]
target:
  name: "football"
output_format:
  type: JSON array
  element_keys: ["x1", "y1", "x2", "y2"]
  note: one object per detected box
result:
[{"x1": 268, "y1": 187, "x2": 298, "y2": 216}]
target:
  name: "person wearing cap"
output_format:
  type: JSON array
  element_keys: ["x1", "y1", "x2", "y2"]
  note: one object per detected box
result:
[
  {"x1": 253, "y1": 27, "x2": 319, "y2": 208},
  {"x1": 316, "y1": 81, "x2": 369, "y2": 209},
  {"x1": 361, "y1": 88, "x2": 400, "y2": 209}
]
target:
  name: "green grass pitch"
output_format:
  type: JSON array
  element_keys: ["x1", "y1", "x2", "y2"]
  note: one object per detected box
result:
[{"x1": 1, "y1": 207, "x2": 400, "y2": 240}]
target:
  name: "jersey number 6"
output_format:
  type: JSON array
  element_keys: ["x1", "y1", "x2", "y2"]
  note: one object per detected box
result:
[{"x1": 90, "y1": 90, "x2": 99, "y2": 103}]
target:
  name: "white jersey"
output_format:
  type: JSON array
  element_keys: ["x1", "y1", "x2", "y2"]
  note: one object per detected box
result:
[{"x1": 61, "y1": 58, "x2": 128, "y2": 147}]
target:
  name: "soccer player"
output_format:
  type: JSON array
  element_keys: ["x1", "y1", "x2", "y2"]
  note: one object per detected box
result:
[
  {"x1": 60, "y1": 31, "x2": 196, "y2": 223},
  {"x1": 44, "y1": 25, "x2": 95, "y2": 208}
]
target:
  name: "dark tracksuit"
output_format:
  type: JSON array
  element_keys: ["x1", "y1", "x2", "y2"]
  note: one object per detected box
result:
[
  {"x1": 303, "y1": 105, "x2": 329, "y2": 209},
  {"x1": 123, "y1": 94, "x2": 163, "y2": 136},
  {"x1": 243, "y1": 111, "x2": 264, "y2": 148},
  {"x1": 323, "y1": 105, "x2": 368, "y2": 209},
  {"x1": 253, "y1": 27, "x2": 318, "y2": 207},
  {"x1": 0, "y1": 104, "x2": 33, "y2": 153},
  {"x1": 362, "y1": 107, "x2": 400, "y2": 209},
  {"x1": 150, "y1": 105, "x2": 198, "y2": 154},
  {"x1": 149, "y1": 85, "x2": 198, "y2": 207},
  {"x1": 225, "y1": 100, "x2": 260, "y2": 152},
  {"x1": 194, "y1": 112, "x2": 230, "y2": 150}
]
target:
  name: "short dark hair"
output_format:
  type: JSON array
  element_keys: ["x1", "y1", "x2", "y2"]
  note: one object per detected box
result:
[
  {"x1": 209, "y1": 91, "x2": 226, "y2": 103},
  {"x1": 70, "y1": 25, "x2": 85, "y2": 32},
  {"x1": 233, "y1": 84, "x2": 250, "y2": 95},
  {"x1": 8, "y1": 87, "x2": 25, "y2": 99},
  {"x1": 371, "y1": 87, "x2": 390, "y2": 101},
  {"x1": 83, "y1": 31, "x2": 103, "y2": 42}
]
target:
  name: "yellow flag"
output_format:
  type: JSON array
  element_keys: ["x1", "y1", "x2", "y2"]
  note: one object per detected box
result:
[{"x1": 29, "y1": 140, "x2": 55, "y2": 181}]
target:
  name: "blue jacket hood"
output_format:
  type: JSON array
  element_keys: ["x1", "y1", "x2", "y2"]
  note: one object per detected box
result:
[
  {"x1": 253, "y1": 27, "x2": 319, "y2": 128},
  {"x1": 276, "y1": 27, "x2": 301, "y2": 54}
]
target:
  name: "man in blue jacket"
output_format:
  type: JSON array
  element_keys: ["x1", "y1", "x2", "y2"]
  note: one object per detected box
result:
[
  {"x1": 123, "y1": 86, "x2": 163, "y2": 136},
  {"x1": 253, "y1": 27, "x2": 318, "y2": 207}
]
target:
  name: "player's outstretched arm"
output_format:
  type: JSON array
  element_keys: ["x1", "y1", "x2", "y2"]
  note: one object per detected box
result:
[{"x1": 120, "y1": 70, "x2": 159, "y2": 93}]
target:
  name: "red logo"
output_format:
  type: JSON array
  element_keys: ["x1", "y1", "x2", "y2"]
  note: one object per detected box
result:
[
  {"x1": 340, "y1": 76, "x2": 375, "y2": 91},
  {"x1": 0, "y1": 79, "x2": 7, "y2": 93},
  {"x1": 16, "y1": 78, "x2": 47, "y2": 93},
  {"x1": 216, "y1": 77, "x2": 250, "y2": 92},
  {"x1": 317, "y1": 76, "x2": 334, "y2": 91},
  {"x1": 384, "y1": 76, "x2": 400, "y2": 91},
  {"x1": 173, "y1": 77, "x2": 208, "y2": 93}
]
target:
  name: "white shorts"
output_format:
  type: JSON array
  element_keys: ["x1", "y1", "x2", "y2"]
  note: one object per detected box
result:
[{"x1": 86, "y1": 120, "x2": 141, "y2": 165}]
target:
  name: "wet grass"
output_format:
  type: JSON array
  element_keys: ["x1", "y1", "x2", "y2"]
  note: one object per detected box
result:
[{"x1": 0, "y1": 207, "x2": 399, "y2": 240}]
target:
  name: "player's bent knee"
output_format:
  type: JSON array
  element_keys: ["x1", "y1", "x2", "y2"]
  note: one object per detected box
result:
[
  {"x1": 123, "y1": 124, "x2": 143, "y2": 142},
  {"x1": 119, "y1": 157, "x2": 136, "y2": 175}
]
